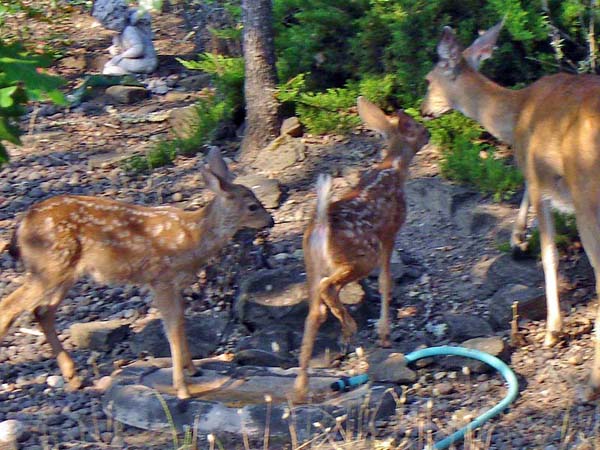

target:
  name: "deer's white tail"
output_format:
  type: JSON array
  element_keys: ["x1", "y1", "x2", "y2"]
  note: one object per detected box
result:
[{"x1": 307, "y1": 174, "x2": 333, "y2": 295}]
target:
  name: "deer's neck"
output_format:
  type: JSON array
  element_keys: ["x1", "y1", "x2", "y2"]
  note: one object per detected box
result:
[
  {"x1": 453, "y1": 69, "x2": 525, "y2": 146},
  {"x1": 187, "y1": 200, "x2": 239, "y2": 254}
]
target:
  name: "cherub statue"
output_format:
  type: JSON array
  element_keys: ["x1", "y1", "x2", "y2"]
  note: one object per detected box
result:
[{"x1": 92, "y1": 0, "x2": 158, "y2": 75}]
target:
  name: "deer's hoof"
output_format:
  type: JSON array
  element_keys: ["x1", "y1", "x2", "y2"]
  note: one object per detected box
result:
[
  {"x1": 379, "y1": 338, "x2": 392, "y2": 348},
  {"x1": 176, "y1": 387, "x2": 191, "y2": 401},
  {"x1": 543, "y1": 330, "x2": 563, "y2": 348},
  {"x1": 186, "y1": 366, "x2": 202, "y2": 377},
  {"x1": 511, "y1": 242, "x2": 531, "y2": 260},
  {"x1": 66, "y1": 375, "x2": 84, "y2": 391},
  {"x1": 578, "y1": 384, "x2": 600, "y2": 404},
  {"x1": 292, "y1": 389, "x2": 308, "y2": 404}
]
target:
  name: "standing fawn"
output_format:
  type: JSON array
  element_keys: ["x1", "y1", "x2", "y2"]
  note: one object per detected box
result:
[
  {"x1": 293, "y1": 97, "x2": 429, "y2": 402},
  {"x1": 0, "y1": 148, "x2": 273, "y2": 400},
  {"x1": 422, "y1": 21, "x2": 600, "y2": 400}
]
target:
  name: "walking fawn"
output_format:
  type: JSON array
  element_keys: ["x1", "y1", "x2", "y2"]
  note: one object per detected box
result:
[
  {"x1": 0, "y1": 148, "x2": 273, "y2": 400},
  {"x1": 422, "y1": 21, "x2": 600, "y2": 400},
  {"x1": 293, "y1": 97, "x2": 429, "y2": 402}
]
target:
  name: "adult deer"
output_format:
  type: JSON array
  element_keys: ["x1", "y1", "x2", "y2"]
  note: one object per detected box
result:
[
  {"x1": 293, "y1": 97, "x2": 429, "y2": 402},
  {"x1": 0, "y1": 148, "x2": 273, "y2": 400},
  {"x1": 421, "y1": 21, "x2": 600, "y2": 399}
]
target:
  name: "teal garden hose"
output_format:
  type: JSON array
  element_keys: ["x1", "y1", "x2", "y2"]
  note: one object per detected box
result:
[
  {"x1": 330, "y1": 345, "x2": 519, "y2": 449},
  {"x1": 405, "y1": 346, "x2": 519, "y2": 449}
]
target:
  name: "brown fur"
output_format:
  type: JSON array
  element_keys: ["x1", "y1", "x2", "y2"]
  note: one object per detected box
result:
[
  {"x1": 0, "y1": 149, "x2": 273, "y2": 400},
  {"x1": 293, "y1": 97, "x2": 429, "y2": 402},
  {"x1": 422, "y1": 22, "x2": 600, "y2": 401}
]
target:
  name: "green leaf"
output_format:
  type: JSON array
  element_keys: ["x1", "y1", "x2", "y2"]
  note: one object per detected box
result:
[
  {"x1": 0, "y1": 117, "x2": 21, "y2": 145},
  {"x1": 0, "y1": 86, "x2": 17, "y2": 107}
]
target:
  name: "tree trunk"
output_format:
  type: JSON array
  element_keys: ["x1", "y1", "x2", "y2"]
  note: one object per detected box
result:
[{"x1": 239, "y1": 0, "x2": 280, "y2": 162}]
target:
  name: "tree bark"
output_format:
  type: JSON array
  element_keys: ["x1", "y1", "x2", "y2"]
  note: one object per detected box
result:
[{"x1": 239, "y1": 0, "x2": 280, "y2": 162}]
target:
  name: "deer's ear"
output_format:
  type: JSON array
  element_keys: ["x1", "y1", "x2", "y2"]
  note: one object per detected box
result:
[
  {"x1": 395, "y1": 110, "x2": 419, "y2": 136},
  {"x1": 437, "y1": 26, "x2": 462, "y2": 71},
  {"x1": 462, "y1": 20, "x2": 504, "y2": 70},
  {"x1": 201, "y1": 165, "x2": 233, "y2": 197},
  {"x1": 205, "y1": 147, "x2": 234, "y2": 182},
  {"x1": 357, "y1": 96, "x2": 395, "y2": 138}
]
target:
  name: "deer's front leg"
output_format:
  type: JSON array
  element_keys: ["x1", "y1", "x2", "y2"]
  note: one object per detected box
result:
[
  {"x1": 534, "y1": 196, "x2": 562, "y2": 346},
  {"x1": 511, "y1": 187, "x2": 530, "y2": 259},
  {"x1": 152, "y1": 285, "x2": 193, "y2": 400}
]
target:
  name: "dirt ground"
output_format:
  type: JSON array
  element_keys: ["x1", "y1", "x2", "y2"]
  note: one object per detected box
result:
[{"x1": 2, "y1": 2, "x2": 600, "y2": 450}]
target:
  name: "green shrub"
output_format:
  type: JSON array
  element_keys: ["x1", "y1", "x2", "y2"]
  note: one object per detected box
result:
[
  {"x1": 178, "y1": 53, "x2": 244, "y2": 116},
  {"x1": 0, "y1": 40, "x2": 65, "y2": 165},
  {"x1": 440, "y1": 136, "x2": 523, "y2": 201},
  {"x1": 123, "y1": 95, "x2": 232, "y2": 173},
  {"x1": 277, "y1": 73, "x2": 361, "y2": 134},
  {"x1": 124, "y1": 53, "x2": 244, "y2": 173},
  {"x1": 525, "y1": 212, "x2": 579, "y2": 257},
  {"x1": 426, "y1": 111, "x2": 523, "y2": 201}
]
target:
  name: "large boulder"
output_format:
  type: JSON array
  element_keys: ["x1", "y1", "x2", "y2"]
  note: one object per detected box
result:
[{"x1": 130, "y1": 311, "x2": 230, "y2": 358}]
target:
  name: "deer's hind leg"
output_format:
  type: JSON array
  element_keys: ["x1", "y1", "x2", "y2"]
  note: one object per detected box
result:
[
  {"x1": 0, "y1": 276, "x2": 53, "y2": 340},
  {"x1": 0, "y1": 275, "x2": 80, "y2": 387},
  {"x1": 320, "y1": 264, "x2": 372, "y2": 342},
  {"x1": 377, "y1": 240, "x2": 394, "y2": 348},
  {"x1": 572, "y1": 201, "x2": 600, "y2": 399}
]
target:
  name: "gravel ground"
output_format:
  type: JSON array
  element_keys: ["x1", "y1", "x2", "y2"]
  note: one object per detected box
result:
[{"x1": 1, "y1": 3, "x2": 600, "y2": 450}]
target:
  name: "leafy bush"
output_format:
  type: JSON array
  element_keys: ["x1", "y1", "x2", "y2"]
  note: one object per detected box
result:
[
  {"x1": 277, "y1": 73, "x2": 360, "y2": 134},
  {"x1": 123, "y1": 94, "x2": 232, "y2": 173},
  {"x1": 125, "y1": 53, "x2": 245, "y2": 173},
  {"x1": 526, "y1": 212, "x2": 580, "y2": 257},
  {"x1": 179, "y1": 53, "x2": 244, "y2": 117},
  {"x1": 426, "y1": 111, "x2": 523, "y2": 201},
  {"x1": 0, "y1": 41, "x2": 65, "y2": 164}
]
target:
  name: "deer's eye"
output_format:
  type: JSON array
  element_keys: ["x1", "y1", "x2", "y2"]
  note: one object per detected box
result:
[{"x1": 248, "y1": 204, "x2": 259, "y2": 212}]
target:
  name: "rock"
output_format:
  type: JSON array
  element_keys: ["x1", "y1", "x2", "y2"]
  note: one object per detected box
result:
[
  {"x1": 367, "y1": 350, "x2": 417, "y2": 384},
  {"x1": 339, "y1": 282, "x2": 365, "y2": 305},
  {"x1": 59, "y1": 55, "x2": 86, "y2": 71},
  {"x1": 169, "y1": 105, "x2": 198, "y2": 139},
  {"x1": 0, "y1": 419, "x2": 24, "y2": 443},
  {"x1": 233, "y1": 349, "x2": 294, "y2": 368},
  {"x1": 443, "y1": 314, "x2": 494, "y2": 341},
  {"x1": 235, "y1": 325, "x2": 294, "y2": 357},
  {"x1": 146, "y1": 79, "x2": 169, "y2": 95},
  {"x1": 253, "y1": 135, "x2": 306, "y2": 173},
  {"x1": 453, "y1": 203, "x2": 515, "y2": 237},
  {"x1": 471, "y1": 254, "x2": 544, "y2": 297},
  {"x1": 441, "y1": 336, "x2": 509, "y2": 373},
  {"x1": 105, "y1": 85, "x2": 149, "y2": 104},
  {"x1": 406, "y1": 177, "x2": 475, "y2": 222},
  {"x1": 178, "y1": 73, "x2": 212, "y2": 91},
  {"x1": 488, "y1": 284, "x2": 547, "y2": 330},
  {"x1": 434, "y1": 382, "x2": 454, "y2": 395},
  {"x1": 70, "y1": 320, "x2": 130, "y2": 352},
  {"x1": 104, "y1": 365, "x2": 398, "y2": 442},
  {"x1": 280, "y1": 117, "x2": 303, "y2": 137},
  {"x1": 130, "y1": 311, "x2": 229, "y2": 358},
  {"x1": 46, "y1": 375, "x2": 65, "y2": 389},
  {"x1": 235, "y1": 174, "x2": 282, "y2": 209},
  {"x1": 234, "y1": 268, "x2": 308, "y2": 329}
]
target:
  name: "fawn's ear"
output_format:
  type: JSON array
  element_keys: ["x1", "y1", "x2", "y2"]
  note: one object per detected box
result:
[
  {"x1": 462, "y1": 19, "x2": 504, "y2": 70},
  {"x1": 205, "y1": 147, "x2": 234, "y2": 182},
  {"x1": 395, "y1": 110, "x2": 420, "y2": 137},
  {"x1": 357, "y1": 96, "x2": 395, "y2": 138},
  {"x1": 436, "y1": 26, "x2": 462, "y2": 73},
  {"x1": 201, "y1": 165, "x2": 233, "y2": 197}
]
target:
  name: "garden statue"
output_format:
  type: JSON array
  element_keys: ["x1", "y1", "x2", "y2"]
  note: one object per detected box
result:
[{"x1": 92, "y1": 0, "x2": 158, "y2": 75}]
